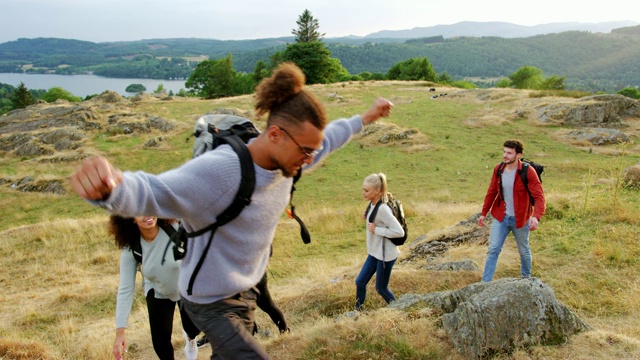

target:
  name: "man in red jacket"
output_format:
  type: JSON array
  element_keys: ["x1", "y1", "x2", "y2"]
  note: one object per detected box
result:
[{"x1": 477, "y1": 140, "x2": 546, "y2": 282}]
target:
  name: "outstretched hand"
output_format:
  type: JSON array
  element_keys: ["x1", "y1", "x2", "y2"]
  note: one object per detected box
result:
[
  {"x1": 361, "y1": 97, "x2": 394, "y2": 125},
  {"x1": 113, "y1": 329, "x2": 127, "y2": 360},
  {"x1": 70, "y1": 155, "x2": 123, "y2": 201}
]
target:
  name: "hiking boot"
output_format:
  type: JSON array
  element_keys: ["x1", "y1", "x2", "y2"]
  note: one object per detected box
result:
[
  {"x1": 183, "y1": 331, "x2": 198, "y2": 360},
  {"x1": 196, "y1": 335, "x2": 210, "y2": 348}
]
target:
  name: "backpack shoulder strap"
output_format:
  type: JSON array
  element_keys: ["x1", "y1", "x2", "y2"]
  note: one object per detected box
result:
[
  {"x1": 158, "y1": 220, "x2": 176, "y2": 237},
  {"x1": 214, "y1": 134, "x2": 255, "y2": 226},
  {"x1": 130, "y1": 237, "x2": 143, "y2": 264},
  {"x1": 520, "y1": 162, "x2": 530, "y2": 187},
  {"x1": 520, "y1": 162, "x2": 535, "y2": 205},
  {"x1": 498, "y1": 162, "x2": 505, "y2": 200},
  {"x1": 186, "y1": 133, "x2": 256, "y2": 295},
  {"x1": 185, "y1": 134, "x2": 255, "y2": 238},
  {"x1": 286, "y1": 169, "x2": 311, "y2": 244},
  {"x1": 368, "y1": 201, "x2": 383, "y2": 223},
  {"x1": 159, "y1": 221, "x2": 178, "y2": 265}
]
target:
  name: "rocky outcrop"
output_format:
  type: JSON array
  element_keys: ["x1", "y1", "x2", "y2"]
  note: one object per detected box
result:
[
  {"x1": 0, "y1": 102, "x2": 177, "y2": 158},
  {"x1": 390, "y1": 278, "x2": 589, "y2": 359},
  {"x1": 425, "y1": 259, "x2": 480, "y2": 271},
  {"x1": 401, "y1": 213, "x2": 489, "y2": 264},
  {"x1": 0, "y1": 94, "x2": 180, "y2": 195},
  {"x1": 144, "y1": 136, "x2": 167, "y2": 147},
  {"x1": 91, "y1": 90, "x2": 127, "y2": 104},
  {"x1": 536, "y1": 94, "x2": 639, "y2": 127},
  {"x1": 129, "y1": 92, "x2": 154, "y2": 102},
  {"x1": 362, "y1": 123, "x2": 419, "y2": 144},
  {"x1": 0, "y1": 176, "x2": 66, "y2": 194},
  {"x1": 0, "y1": 105, "x2": 101, "y2": 133},
  {"x1": 0, "y1": 129, "x2": 85, "y2": 156},
  {"x1": 566, "y1": 127, "x2": 630, "y2": 145}
]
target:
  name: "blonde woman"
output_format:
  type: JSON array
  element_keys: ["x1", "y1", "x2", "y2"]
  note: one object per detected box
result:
[{"x1": 356, "y1": 173, "x2": 405, "y2": 310}]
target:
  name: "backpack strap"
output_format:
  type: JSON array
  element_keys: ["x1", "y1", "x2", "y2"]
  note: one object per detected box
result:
[
  {"x1": 367, "y1": 201, "x2": 383, "y2": 223},
  {"x1": 185, "y1": 136, "x2": 254, "y2": 238},
  {"x1": 186, "y1": 134, "x2": 256, "y2": 295},
  {"x1": 159, "y1": 221, "x2": 177, "y2": 265},
  {"x1": 520, "y1": 162, "x2": 535, "y2": 206},
  {"x1": 158, "y1": 220, "x2": 177, "y2": 237},
  {"x1": 130, "y1": 237, "x2": 143, "y2": 264},
  {"x1": 498, "y1": 162, "x2": 506, "y2": 201},
  {"x1": 367, "y1": 200, "x2": 387, "y2": 263},
  {"x1": 286, "y1": 169, "x2": 311, "y2": 244},
  {"x1": 129, "y1": 220, "x2": 177, "y2": 265},
  {"x1": 500, "y1": 162, "x2": 535, "y2": 206}
]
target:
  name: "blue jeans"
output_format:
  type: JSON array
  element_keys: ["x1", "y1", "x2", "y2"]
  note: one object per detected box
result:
[
  {"x1": 355, "y1": 255, "x2": 396, "y2": 310},
  {"x1": 481, "y1": 215, "x2": 532, "y2": 282}
]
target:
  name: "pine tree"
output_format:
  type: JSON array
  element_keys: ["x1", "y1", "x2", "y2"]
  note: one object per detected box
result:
[
  {"x1": 11, "y1": 82, "x2": 35, "y2": 109},
  {"x1": 285, "y1": 10, "x2": 348, "y2": 84},
  {"x1": 292, "y1": 9, "x2": 325, "y2": 43}
]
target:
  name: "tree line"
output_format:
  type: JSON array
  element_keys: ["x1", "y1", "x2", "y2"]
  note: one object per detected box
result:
[
  {"x1": 2, "y1": 11, "x2": 639, "y2": 114},
  {"x1": 2, "y1": 23, "x2": 640, "y2": 92}
]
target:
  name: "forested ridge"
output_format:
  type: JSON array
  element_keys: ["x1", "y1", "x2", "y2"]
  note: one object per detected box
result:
[{"x1": 1, "y1": 25, "x2": 640, "y2": 91}]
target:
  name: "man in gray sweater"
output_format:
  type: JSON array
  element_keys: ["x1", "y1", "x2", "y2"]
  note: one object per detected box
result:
[{"x1": 71, "y1": 63, "x2": 393, "y2": 359}]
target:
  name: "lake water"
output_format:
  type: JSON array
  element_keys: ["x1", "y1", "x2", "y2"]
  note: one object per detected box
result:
[{"x1": 0, "y1": 73, "x2": 187, "y2": 98}]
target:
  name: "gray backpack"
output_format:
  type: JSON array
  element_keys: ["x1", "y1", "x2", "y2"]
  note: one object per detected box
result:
[{"x1": 192, "y1": 114, "x2": 260, "y2": 156}]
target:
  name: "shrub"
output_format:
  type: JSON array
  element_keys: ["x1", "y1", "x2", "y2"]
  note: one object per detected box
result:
[
  {"x1": 622, "y1": 164, "x2": 640, "y2": 190},
  {"x1": 617, "y1": 87, "x2": 640, "y2": 100},
  {"x1": 40, "y1": 87, "x2": 81, "y2": 103}
]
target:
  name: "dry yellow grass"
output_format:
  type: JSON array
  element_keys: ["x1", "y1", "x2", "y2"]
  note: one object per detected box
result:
[
  {"x1": 2, "y1": 81, "x2": 640, "y2": 359},
  {"x1": 0, "y1": 217, "x2": 217, "y2": 359}
]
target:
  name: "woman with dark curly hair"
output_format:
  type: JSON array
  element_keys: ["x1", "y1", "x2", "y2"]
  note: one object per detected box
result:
[
  {"x1": 110, "y1": 215, "x2": 200, "y2": 360},
  {"x1": 72, "y1": 62, "x2": 394, "y2": 359}
]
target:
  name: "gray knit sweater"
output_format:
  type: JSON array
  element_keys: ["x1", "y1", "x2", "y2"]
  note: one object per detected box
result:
[{"x1": 99, "y1": 115, "x2": 364, "y2": 304}]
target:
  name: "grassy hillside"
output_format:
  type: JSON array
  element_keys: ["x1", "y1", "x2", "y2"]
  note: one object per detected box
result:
[{"x1": 1, "y1": 81, "x2": 640, "y2": 359}]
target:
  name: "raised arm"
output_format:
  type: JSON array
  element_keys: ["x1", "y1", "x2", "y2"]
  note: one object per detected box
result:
[
  {"x1": 361, "y1": 97, "x2": 394, "y2": 125},
  {"x1": 70, "y1": 155, "x2": 123, "y2": 200}
]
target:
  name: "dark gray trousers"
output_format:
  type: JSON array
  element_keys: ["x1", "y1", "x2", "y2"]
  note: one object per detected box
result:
[{"x1": 181, "y1": 289, "x2": 270, "y2": 360}]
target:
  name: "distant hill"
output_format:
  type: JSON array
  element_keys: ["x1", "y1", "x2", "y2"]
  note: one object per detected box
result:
[
  {"x1": 248, "y1": 28, "x2": 640, "y2": 91},
  {"x1": 362, "y1": 20, "x2": 639, "y2": 39},
  {"x1": 1, "y1": 21, "x2": 640, "y2": 92}
]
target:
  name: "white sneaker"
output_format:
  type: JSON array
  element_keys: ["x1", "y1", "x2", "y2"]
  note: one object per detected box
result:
[{"x1": 183, "y1": 330, "x2": 198, "y2": 360}]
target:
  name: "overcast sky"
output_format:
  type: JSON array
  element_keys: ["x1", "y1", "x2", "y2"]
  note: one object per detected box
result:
[{"x1": 2, "y1": 0, "x2": 639, "y2": 43}]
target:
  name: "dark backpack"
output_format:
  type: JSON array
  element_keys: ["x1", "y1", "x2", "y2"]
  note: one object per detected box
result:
[
  {"x1": 130, "y1": 220, "x2": 177, "y2": 264},
  {"x1": 498, "y1": 158, "x2": 544, "y2": 206},
  {"x1": 172, "y1": 114, "x2": 310, "y2": 295},
  {"x1": 365, "y1": 192, "x2": 408, "y2": 246}
]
